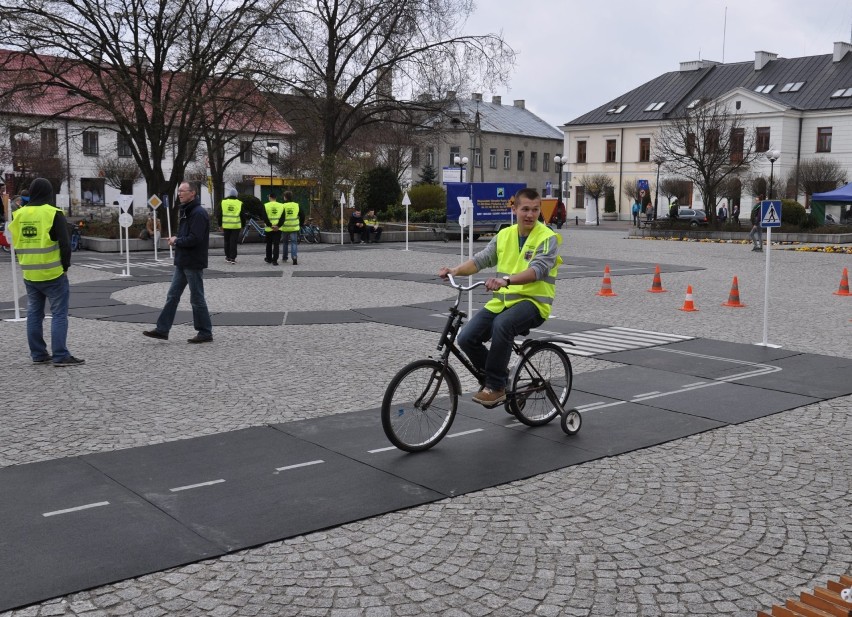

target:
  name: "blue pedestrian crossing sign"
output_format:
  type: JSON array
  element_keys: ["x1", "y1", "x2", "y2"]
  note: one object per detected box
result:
[{"x1": 760, "y1": 200, "x2": 782, "y2": 228}]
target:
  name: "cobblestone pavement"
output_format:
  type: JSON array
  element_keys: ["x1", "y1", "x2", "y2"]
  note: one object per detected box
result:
[{"x1": 1, "y1": 226, "x2": 850, "y2": 616}]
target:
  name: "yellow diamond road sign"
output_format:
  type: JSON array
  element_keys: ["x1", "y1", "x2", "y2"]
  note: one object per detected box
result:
[{"x1": 148, "y1": 195, "x2": 162, "y2": 209}]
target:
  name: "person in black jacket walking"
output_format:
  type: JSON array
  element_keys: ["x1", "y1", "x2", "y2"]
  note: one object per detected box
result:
[{"x1": 143, "y1": 182, "x2": 213, "y2": 343}]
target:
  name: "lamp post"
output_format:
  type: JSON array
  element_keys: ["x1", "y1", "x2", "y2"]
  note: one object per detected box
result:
[
  {"x1": 453, "y1": 155, "x2": 468, "y2": 183},
  {"x1": 652, "y1": 155, "x2": 665, "y2": 220},
  {"x1": 14, "y1": 132, "x2": 32, "y2": 193},
  {"x1": 765, "y1": 149, "x2": 780, "y2": 199},
  {"x1": 553, "y1": 155, "x2": 567, "y2": 200},
  {"x1": 265, "y1": 145, "x2": 278, "y2": 197}
]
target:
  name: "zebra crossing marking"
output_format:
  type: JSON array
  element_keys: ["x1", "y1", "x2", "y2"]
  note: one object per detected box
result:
[{"x1": 532, "y1": 326, "x2": 694, "y2": 357}]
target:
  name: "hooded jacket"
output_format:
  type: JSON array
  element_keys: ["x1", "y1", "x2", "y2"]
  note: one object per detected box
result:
[{"x1": 17, "y1": 178, "x2": 71, "y2": 272}]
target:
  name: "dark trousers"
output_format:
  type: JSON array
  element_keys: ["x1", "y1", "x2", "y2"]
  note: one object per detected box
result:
[
  {"x1": 223, "y1": 228, "x2": 239, "y2": 261},
  {"x1": 365, "y1": 226, "x2": 382, "y2": 242},
  {"x1": 266, "y1": 230, "x2": 281, "y2": 262}
]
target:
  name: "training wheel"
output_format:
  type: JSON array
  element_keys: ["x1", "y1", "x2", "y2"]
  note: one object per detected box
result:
[{"x1": 560, "y1": 408, "x2": 582, "y2": 435}]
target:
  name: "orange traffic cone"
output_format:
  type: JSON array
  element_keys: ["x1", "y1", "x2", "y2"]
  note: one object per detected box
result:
[
  {"x1": 834, "y1": 267, "x2": 851, "y2": 296},
  {"x1": 647, "y1": 265, "x2": 667, "y2": 293},
  {"x1": 678, "y1": 285, "x2": 698, "y2": 312},
  {"x1": 722, "y1": 276, "x2": 746, "y2": 307},
  {"x1": 596, "y1": 265, "x2": 617, "y2": 296}
]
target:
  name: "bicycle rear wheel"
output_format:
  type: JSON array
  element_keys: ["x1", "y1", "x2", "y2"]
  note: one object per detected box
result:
[
  {"x1": 509, "y1": 342, "x2": 572, "y2": 426},
  {"x1": 381, "y1": 359, "x2": 458, "y2": 452},
  {"x1": 70, "y1": 230, "x2": 81, "y2": 252}
]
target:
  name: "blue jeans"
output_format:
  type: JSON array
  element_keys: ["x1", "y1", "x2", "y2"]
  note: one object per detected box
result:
[
  {"x1": 282, "y1": 231, "x2": 298, "y2": 260},
  {"x1": 25, "y1": 274, "x2": 70, "y2": 362},
  {"x1": 457, "y1": 300, "x2": 545, "y2": 390},
  {"x1": 155, "y1": 267, "x2": 212, "y2": 337},
  {"x1": 748, "y1": 225, "x2": 763, "y2": 249}
]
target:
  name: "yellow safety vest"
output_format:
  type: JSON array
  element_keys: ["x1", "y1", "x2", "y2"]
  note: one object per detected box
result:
[
  {"x1": 281, "y1": 201, "x2": 300, "y2": 232},
  {"x1": 264, "y1": 201, "x2": 283, "y2": 232},
  {"x1": 220, "y1": 198, "x2": 243, "y2": 229},
  {"x1": 484, "y1": 223, "x2": 562, "y2": 319},
  {"x1": 364, "y1": 216, "x2": 378, "y2": 227},
  {"x1": 9, "y1": 205, "x2": 64, "y2": 282}
]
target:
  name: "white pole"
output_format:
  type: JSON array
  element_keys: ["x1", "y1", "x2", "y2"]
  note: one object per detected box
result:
[
  {"x1": 761, "y1": 227, "x2": 771, "y2": 346},
  {"x1": 340, "y1": 193, "x2": 346, "y2": 245},
  {"x1": 124, "y1": 225, "x2": 131, "y2": 276},
  {"x1": 165, "y1": 195, "x2": 173, "y2": 260},
  {"x1": 3, "y1": 206, "x2": 25, "y2": 321},
  {"x1": 402, "y1": 190, "x2": 411, "y2": 251}
]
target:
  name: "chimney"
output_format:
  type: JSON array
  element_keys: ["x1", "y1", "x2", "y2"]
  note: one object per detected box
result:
[
  {"x1": 833, "y1": 41, "x2": 852, "y2": 62},
  {"x1": 679, "y1": 59, "x2": 720, "y2": 72},
  {"x1": 492, "y1": 95, "x2": 501, "y2": 105},
  {"x1": 754, "y1": 50, "x2": 778, "y2": 70},
  {"x1": 513, "y1": 99, "x2": 525, "y2": 109},
  {"x1": 472, "y1": 92, "x2": 482, "y2": 101}
]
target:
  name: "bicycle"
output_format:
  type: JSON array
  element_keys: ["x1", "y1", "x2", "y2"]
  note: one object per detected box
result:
[
  {"x1": 239, "y1": 217, "x2": 266, "y2": 244},
  {"x1": 381, "y1": 274, "x2": 581, "y2": 452},
  {"x1": 68, "y1": 223, "x2": 82, "y2": 252},
  {"x1": 299, "y1": 220, "x2": 322, "y2": 244}
]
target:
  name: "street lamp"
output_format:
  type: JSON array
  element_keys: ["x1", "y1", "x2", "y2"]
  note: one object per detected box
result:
[
  {"x1": 453, "y1": 155, "x2": 469, "y2": 182},
  {"x1": 553, "y1": 155, "x2": 567, "y2": 199},
  {"x1": 265, "y1": 145, "x2": 278, "y2": 196},
  {"x1": 765, "y1": 149, "x2": 780, "y2": 199},
  {"x1": 652, "y1": 154, "x2": 665, "y2": 220}
]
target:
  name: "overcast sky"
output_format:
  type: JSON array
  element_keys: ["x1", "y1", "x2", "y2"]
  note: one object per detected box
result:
[{"x1": 463, "y1": 0, "x2": 852, "y2": 129}]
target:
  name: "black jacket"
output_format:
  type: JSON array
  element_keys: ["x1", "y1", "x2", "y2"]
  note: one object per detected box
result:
[{"x1": 174, "y1": 197, "x2": 209, "y2": 270}]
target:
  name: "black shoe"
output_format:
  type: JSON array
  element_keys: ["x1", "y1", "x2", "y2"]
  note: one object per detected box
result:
[
  {"x1": 292, "y1": 258, "x2": 297, "y2": 265},
  {"x1": 272, "y1": 260, "x2": 279, "y2": 265},
  {"x1": 143, "y1": 330, "x2": 169, "y2": 340},
  {"x1": 264, "y1": 258, "x2": 272, "y2": 264},
  {"x1": 187, "y1": 335, "x2": 213, "y2": 344},
  {"x1": 32, "y1": 357, "x2": 51, "y2": 364},
  {"x1": 54, "y1": 356, "x2": 85, "y2": 367}
]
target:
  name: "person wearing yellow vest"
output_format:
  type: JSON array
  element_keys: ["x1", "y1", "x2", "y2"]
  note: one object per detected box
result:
[
  {"x1": 217, "y1": 188, "x2": 245, "y2": 264},
  {"x1": 263, "y1": 193, "x2": 285, "y2": 265},
  {"x1": 8, "y1": 177, "x2": 84, "y2": 366},
  {"x1": 438, "y1": 188, "x2": 562, "y2": 406},
  {"x1": 280, "y1": 190, "x2": 300, "y2": 265}
]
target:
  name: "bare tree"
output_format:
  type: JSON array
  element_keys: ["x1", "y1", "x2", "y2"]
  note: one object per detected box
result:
[
  {"x1": 793, "y1": 157, "x2": 847, "y2": 198},
  {"x1": 653, "y1": 97, "x2": 761, "y2": 223},
  {"x1": 96, "y1": 156, "x2": 143, "y2": 192},
  {"x1": 0, "y1": 0, "x2": 285, "y2": 211},
  {"x1": 261, "y1": 0, "x2": 515, "y2": 226},
  {"x1": 577, "y1": 173, "x2": 613, "y2": 223}
]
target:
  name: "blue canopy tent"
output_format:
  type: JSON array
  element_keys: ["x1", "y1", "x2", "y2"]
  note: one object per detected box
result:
[{"x1": 811, "y1": 183, "x2": 852, "y2": 224}]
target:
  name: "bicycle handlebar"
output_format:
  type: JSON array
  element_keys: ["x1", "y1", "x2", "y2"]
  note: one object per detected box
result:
[{"x1": 445, "y1": 273, "x2": 487, "y2": 291}]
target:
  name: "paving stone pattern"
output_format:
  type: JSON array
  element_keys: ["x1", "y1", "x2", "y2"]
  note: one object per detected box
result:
[{"x1": 0, "y1": 228, "x2": 850, "y2": 616}]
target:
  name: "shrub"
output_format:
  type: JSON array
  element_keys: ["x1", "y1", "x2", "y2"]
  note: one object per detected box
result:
[
  {"x1": 354, "y1": 167, "x2": 401, "y2": 214},
  {"x1": 604, "y1": 187, "x2": 616, "y2": 213},
  {"x1": 410, "y1": 208, "x2": 446, "y2": 223},
  {"x1": 780, "y1": 199, "x2": 807, "y2": 226},
  {"x1": 407, "y1": 184, "x2": 446, "y2": 212}
]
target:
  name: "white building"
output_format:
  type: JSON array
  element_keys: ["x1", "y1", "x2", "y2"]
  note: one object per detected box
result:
[{"x1": 562, "y1": 42, "x2": 852, "y2": 220}]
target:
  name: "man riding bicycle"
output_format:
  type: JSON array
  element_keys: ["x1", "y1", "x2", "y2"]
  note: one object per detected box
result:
[{"x1": 438, "y1": 188, "x2": 563, "y2": 406}]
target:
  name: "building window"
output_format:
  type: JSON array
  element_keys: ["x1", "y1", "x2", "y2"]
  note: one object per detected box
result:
[
  {"x1": 474, "y1": 148, "x2": 481, "y2": 168},
  {"x1": 411, "y1": 147, "x2": 420, "y2": 168},
  {"x1": 605, "y1": 139, "x2": 616, "y2": 163},
  {"x1": 754, "y1": 84, "x2": 776, "y2": 94},
  {"x1": 639, "y1": 138, "x2": 650, "y2": 163},
  {"x1": 730, "y1": 128, "x2": 744, "y2": 163},
  {"x1": 543, "y1": 153, "x2": 550, "y2": 172},
  {"x1": 426, "y1": 147, "x2": 434, "y2": 167},
  {"x1": 503, "y1": 149, "x2": 511, "y2": 170},
  {"x1": 686, "y1": 133, "x2": 696, "y2": 156},
  {"x1": 40, "y1": 128, "x2": 59, "y2": 157},
  {"x1": 756, "y1": 127, "x2": 770, "y2": 152},
  {"x1": 267, "y1": 142, "x2": 279, "y2": 163},
  {"x1": 83, "y1": 131, "x2": 99, "y2": 156},
  {"x1": 530, "y1": 151, "x2": 537, "y2": 172},
  {"x1": 517, "y1": 150, "x2": 525, "y2": 171},
  {"x1": 576, "y1": 141, "x2": 586, "y2": 163},
  {"x1": 489, "y1": 148, "x2": 497, "y2": 169},
  {"x1": 239, "y1": 141, "x2": 253, "y2": 163},
  {"x1": 449, "y1": 145, "x2": 460, "y2": 165},
  {"x1": 817, "y1": 127, "x2": 832, "y2": 153},
  {"x1": 575, "y1": 185, "x2": 585, "y2": 209},
  {"x1": 117, "y1": 133, "x2": 133, "y2": 158},
  {"x1": 80, "y1": 178, "x2": 105, "y2": 206}
]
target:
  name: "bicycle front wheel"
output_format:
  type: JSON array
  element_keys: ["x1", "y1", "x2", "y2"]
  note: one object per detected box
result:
[
  {"x1": 381, "y1": 359, "x2": 458, "y2": 452},
  {"x1": 70, "y1": 231, "x2": 81, "y2": 252},
  {"x1": 509, "y1": 342, "x2": 572, "y2": 426}
]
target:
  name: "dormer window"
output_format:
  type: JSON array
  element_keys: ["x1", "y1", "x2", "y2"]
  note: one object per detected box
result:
[
  {"x1": 643, "y1": 102, "x2": 666, "y2": 112},
  {"x1": 606, "y1": 104, "x2": 627, "y2": 114},
  {"x1": 780, "y1": 82, "x2": 804, "y2": 93},
  {"x1": 830, "y1": 87, "x2": 852, "y2": 98},
  {"x1": 755, "y1": 84, "x2": 776, "y2": 94},
  {"x1": 686, "y1": 99, "x2": 701, "y2": 109}
]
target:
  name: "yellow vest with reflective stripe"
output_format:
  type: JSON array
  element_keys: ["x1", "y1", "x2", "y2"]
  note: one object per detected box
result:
[
  {"x1": 484, "y1": 222, "x2": 562, "y2": 319},
  {"x1": 281, "y1": 201, "x2": 300, "y2": 232},
  {"x1": 9, "y1": 205, "x2": 64, "y2": 282},
  {"x1": 264, "y1": 201, "x2": 283, "y2": 232},
  {"x1": 220, "y1": 198, "x2": 243, "y2": 229}
]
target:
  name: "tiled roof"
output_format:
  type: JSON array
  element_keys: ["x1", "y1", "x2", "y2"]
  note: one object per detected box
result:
[
  {"x1": 450, "y1": 98, "x2": 562, "y2": 140},
  {"x1": 0, "y1": 49, "x2": 292, "y2": 135},
  {"x1": 568, "y1": 50, "x2": 852, "y2": 126}
]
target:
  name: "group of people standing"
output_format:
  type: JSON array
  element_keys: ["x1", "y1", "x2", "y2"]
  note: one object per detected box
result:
[
  {"x1": 216, "y1": 190, "x2": 301, "y2": 266},
  {"x1": 631, "y1": 189, "x2": 654, "y2": 225}
]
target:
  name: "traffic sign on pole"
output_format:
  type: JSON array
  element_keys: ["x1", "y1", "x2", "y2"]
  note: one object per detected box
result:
[{"x1": 760, "y1": 200, "x2": 781, "y2": 228}]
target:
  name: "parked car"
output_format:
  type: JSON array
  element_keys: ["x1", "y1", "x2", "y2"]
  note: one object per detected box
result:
[{"x1": 675, "y1": 208, "x2": 709, "y2": 226}]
